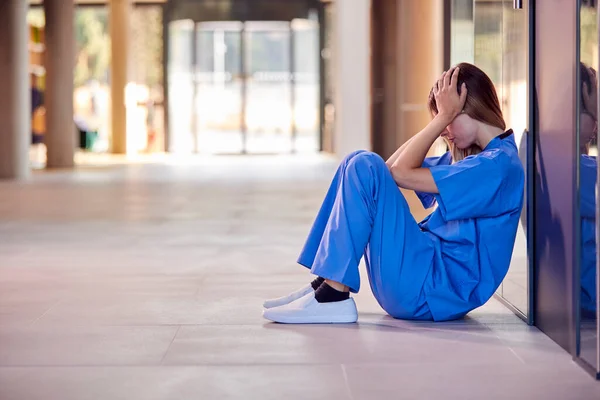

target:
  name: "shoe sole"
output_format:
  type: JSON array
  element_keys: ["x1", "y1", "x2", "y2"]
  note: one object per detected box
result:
[{"x1": 263, "y1": 311, "x2": 358, "y2": 324}]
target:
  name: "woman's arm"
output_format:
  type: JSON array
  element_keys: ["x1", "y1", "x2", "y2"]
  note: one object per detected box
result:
[
  {"x1": 390, "y1": 67, "x2": 466, "y2": 193},
  {"x1": 385, "y1": 135, "x2": 415, "y2": 168},
  {"x1": 389, "y1": 115, "x2": 451, "y2": 193}
]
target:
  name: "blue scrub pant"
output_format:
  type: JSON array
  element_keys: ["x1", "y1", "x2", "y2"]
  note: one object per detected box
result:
[{"x1": 297, "y1": 151, "x2": 435, "y2": 320}]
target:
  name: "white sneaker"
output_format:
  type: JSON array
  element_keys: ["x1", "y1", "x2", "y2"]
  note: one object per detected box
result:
[
  {"x1": 263, "y1": 284, "x2": 314, "y2": 309},
  {"x1": 263, "y1": 291, "x2": 358, "y2": 324}
]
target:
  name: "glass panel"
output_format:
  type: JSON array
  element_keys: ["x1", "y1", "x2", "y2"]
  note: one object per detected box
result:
[
  {"x1": 451, "y1": 0, "x2": 475, "y2": 66},
  {"x1": 291, "y1": 15, "x2": 320, "y2": 153},
  {"x1": 578, "y1": 0, "x2": 599, "y2": 373},
  {"x1": 168, "y1": 19, "x2": 194, "y2": 153},
  {"x1": 28, "y1": 6, "x2": 114, "y2": 162},
  {"x1": 27, "y1": 7, "x2": 47, "y2": 167},
  {"x1": 455, "y1": 0, "x2": 529, "y2": 314},
  {"x1": 131, "y1": 6, "x2": 164, "y2": 154},
  {"x1": 195, "y1": 23, "x2": 244, "y2": 154},
  {"x1": 244, "y1": 22, "x2": 292, "y2": 153},
  {"x1": 474, "y1": 0, "x2": 503, "y2": 89},
  {"x1": 322, "y1": 3, "x2": 335, "y2": 152},
  {"x1": 473, "y1": 0, "x2": 505, "y2": 298},
  {"x1": 501, "y1": 0, "x2": 529, "y2": 315},
  {"x1": 72, "y1": 7, "x2": 111, "y2": 154}
]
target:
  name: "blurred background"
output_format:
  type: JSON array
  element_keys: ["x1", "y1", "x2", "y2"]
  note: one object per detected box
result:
[
  {"x1": 26, "y1": 0, "x2": 325, "y2": 162},
  {"x1": 2, "y1": 1, "x2": 600, "y2": 396}
]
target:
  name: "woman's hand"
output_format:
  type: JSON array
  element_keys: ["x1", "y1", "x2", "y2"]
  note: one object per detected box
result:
[{"x1": 433, "y1": 67, "x2": 467, "y2": 122}]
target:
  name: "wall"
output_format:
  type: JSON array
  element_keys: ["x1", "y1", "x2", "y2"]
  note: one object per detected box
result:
[
  {"x1": 369, "y1": 0, "x2": 446, "y2": 159},
  {"x1": 332, "y1": 0, "x2": 371, "y2": 156},
  {"x1": 534, "y1": 0, "x2": 577, "y2": 353}
]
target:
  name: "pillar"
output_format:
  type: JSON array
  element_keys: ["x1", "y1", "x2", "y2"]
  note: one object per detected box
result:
[
  {"x1": 44, "y1": 0, "x2": 76, "y2": 168},
  {"x1": 110, "y1": 0, "x2": 130, "y2": 154},
  {"x1": 0, "y1": 1, "x2": 30, "y2": 179},
  {"x1": 332, "y1": 0, "x2": 371, "y2": 156},
  {"x1": 396, "y1": 0, "x2": 445, "y2": 150}
]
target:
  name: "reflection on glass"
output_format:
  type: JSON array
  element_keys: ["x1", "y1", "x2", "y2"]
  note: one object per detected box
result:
[
  {"x1": 451, "y1": 0, "x2": 529, "y2": 314},
  {"x1": 502, "y1": 0, "x2": 529, "y2": 315},
  {"x1": 579, "y1": 0, "x2": 598, "y2": 373}
]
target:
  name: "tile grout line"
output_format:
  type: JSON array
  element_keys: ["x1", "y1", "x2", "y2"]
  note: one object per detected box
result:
[
  {"x1": 496, "y1": 333, "x2": 526, "y2": 365},
  {"x1": 340, "y1": 364, "x2": 355, "y2": 400},
  {"x1": 159, "y1": 325, "x2": 182, "y2": 366},
  {"x1": 28, "y1": 299, "x2": 64, "y2": 328},
  {"x1": 507, "y1": 346, "x2": 526, "y2": 364}
]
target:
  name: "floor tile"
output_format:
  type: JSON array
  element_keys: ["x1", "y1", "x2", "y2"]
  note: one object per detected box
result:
[
  {"x1": 344, "y1": 363, "x2": 600, "y2": 400},
  {"x1": 0, "y1": 326, "x2": 178, "y2": 366},
  {"x1": 0, "y1": 365, "x2": 349, "y2": 400},
  {"x1": 162, "y1": 323, "x2": 522, "y2": 366},
  {"x1": 0, "y1": 154, "x2": 597, "y2": 399}
]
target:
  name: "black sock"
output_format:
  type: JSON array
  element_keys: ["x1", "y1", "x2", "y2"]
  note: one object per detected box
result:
[
  {"x1": 311, "y1": 276, "x2": 325, "y2": 291},
  {"x1": 314, "y1": 282, "x2": 350, "y2": 303}
]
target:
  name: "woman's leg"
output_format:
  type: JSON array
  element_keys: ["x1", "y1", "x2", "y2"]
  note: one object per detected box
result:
[
  {"x1": 297, "y1": 150, "x2": 368, "y2": 269},
  {"x1": 262, "y1": 151, "x2": 367, "y2": 310},
  {"x1": 264, "y1": 152, "x2": 435, "y2": 322}
]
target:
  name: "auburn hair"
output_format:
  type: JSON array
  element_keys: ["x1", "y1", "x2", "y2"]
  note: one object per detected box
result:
[{"x1": 428, "y1": 63, "x2": 506, "y2": 161}]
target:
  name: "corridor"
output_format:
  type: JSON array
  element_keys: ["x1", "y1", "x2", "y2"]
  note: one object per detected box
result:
[{"x1": 0, "y1": 155, "x2": 598, "y2": 399}]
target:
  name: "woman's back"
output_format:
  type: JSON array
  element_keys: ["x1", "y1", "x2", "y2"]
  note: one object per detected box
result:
[{"x1": 418, "y1": 132, "x2": 524, "y2": 321}]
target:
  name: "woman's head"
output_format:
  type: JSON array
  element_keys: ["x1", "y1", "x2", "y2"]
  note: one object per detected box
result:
[{"x1": 428, "y1": 63, "x2": 506, "y2": 160}]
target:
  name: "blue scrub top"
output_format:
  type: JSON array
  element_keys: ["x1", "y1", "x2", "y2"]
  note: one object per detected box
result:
[
  {"x1": 580, "y1": 155, "x2": 597, "y2": 313},
  {"x1": 416, "y1": 132, "x2": 525, "y2": 321}
]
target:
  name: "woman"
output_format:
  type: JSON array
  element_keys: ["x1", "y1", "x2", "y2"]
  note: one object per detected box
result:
[
  {"x1": 263, "y1": 63, "x2": 524, "y2": 324},
  {"x1": 579, "y1": 63, "x2": 597, "y2": 316}
]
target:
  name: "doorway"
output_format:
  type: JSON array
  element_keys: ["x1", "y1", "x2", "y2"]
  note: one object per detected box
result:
[{"x1": 166, "y1": 5, "x2": 320, "y2": 155}]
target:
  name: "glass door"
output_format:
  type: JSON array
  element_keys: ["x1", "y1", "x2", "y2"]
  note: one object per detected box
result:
[
  {"x1": 451, "y1": 0, "x2": 532, "y2": 321},
  {"x1": 167, "y1": 19, "x2": 194, "y2": 154},
  {"x1": 167, "y1": 18, "x2": 320, "y2": 155},
  {"x1": 291, "y1": 16, "x2": 320, "y2": 153},
  {"x1": 500, "y1": 0, "x2": 530, "y2": 318},
  {"x1": 577, "y1": 0, "x2": 600, "y2": 378},
  {"x1": 244, "y1": 22, "x2": 292, "y2": 153},
  {"x1": 195, "y1": 21, "x2": 244, "y2": 154}
]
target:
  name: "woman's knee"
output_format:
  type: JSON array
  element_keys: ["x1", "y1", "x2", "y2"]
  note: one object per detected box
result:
[
  {"x1": 342, "y1": 150, "x2": 369, "y2": 164},
  {"x1": 346, "y1": 151, "x2": 386, "y2": 174}
]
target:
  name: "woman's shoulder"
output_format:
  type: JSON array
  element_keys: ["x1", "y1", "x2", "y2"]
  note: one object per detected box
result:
[
  {"x1": 456, "y1": 147, "x2": 523, "y2": 180},
  {"x1": 458, "y1": 148, "x2": 505, "y2": 165}
]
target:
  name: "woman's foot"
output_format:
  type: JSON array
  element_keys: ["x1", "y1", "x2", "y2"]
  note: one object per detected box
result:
[
  {"x1": 263, "y1": 283, "x2": 358, "y2": 324},
  {"x1": 263, "y1": 291, "x2": 358, "y2": 324},
  {"x1": 263, "y1": 277, "x2": 325, "y2": 309}
]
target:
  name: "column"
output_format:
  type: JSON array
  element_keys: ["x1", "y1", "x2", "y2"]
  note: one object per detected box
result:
[
  {"x1": 396, "y1": 0, "x2": 445, "y2": 151},
  {"x1": 332, "y1": 0, "x2": 371, "y2": 156},
  {"x1": 0, "y1": 1, "x2": 30, "y2": 179},
  {"x1": 44, "y1": 0, "x2": 75, "y2": 168},
  {"x1": 110, "y1": 0, "x2": 130, "y2": 154}
]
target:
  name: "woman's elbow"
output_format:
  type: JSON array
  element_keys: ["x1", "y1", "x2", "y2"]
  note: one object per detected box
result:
[{"x1": 389, "y1": 164, "x2": 410, "y2": 187}]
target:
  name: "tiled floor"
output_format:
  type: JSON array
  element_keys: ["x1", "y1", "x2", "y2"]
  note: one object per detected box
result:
[{"x1": 0, "y1": 154, "x2": 599, "y2": 399}]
